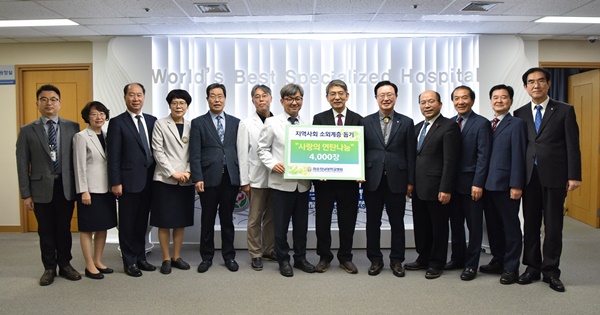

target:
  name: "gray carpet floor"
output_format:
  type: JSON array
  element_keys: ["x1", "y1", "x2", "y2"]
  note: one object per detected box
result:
[{"x1": 1, "y1": 216, "x2": 599, "y2": 314}]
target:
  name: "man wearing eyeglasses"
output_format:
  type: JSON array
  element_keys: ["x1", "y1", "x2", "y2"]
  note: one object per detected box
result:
[
  {"x1": 190, "y1": 83, "x2": 241, "y2": 273},
  {"x1": 17, "y1": 84, "x2": 82, "y2": 286},
  {"x1": 513, "y1": 67, "x2": 581, "y2": 292},
  {"x1": 360, "y1": 81, "x2": 416, "y2": 277},
  {"x1": 257, "y1": 83, "x2": 315, "y2": 277}
]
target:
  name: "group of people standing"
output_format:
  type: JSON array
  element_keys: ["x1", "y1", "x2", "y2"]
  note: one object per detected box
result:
[{"x1": 16, "y1": 66, "x2": 580, "y2": 294}]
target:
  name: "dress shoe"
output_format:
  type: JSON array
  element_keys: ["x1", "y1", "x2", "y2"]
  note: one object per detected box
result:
[
  {"x1": 479, "y1": 260, "x2": 503, "y2": 274},
  {"x1": 197, "y1": 260, "x2": 212, "y2": 273},
  {"x1": 339, "y1": 261, "x2": 358, "y2": 274},
  {"x1": 85, "y1": 268, "x2": 104, "y2": 279},
  {"x1": 160, "y1": 260, "x2": 172, "y2": 274},
  {"x1": 225, "y1": 259, "x2": 239, "y2": 272},
  {"x1": 368, "y1": 261, "x2": 384, "y2": 276},
  {"x1": 500, "y1": 270, "x2": 519, "y2": 284},
  {"x1": 262, "y1": 251, "x2": 277, "y2": 261},
  {"x1": 58, "y1": 265, "x2": 82, "y2": 281},
  {"x1": 443, "y1": 260, "x2": 464, "y2": 270},
  {"x1": 171, "y1": 257, "x2": 190, "y2": 270},
  {"x1": 544, "y1": 276, "x2": 566, "y2": 292},
  {"x1": 404, "y1": 261, "x2": 428, "y2": 270},
  {"x1": 390, "y1": 260, "x2": 405, "y2": 277},
  {"x1": 124, "y1": 264, "x2": 142, "y2": 277},
  {"x1": 460, "y1": 268, "x2": 477, "y2": 281},
  {"x1": 96, "y1": 266, "x2": 114, "y2": 274},
  {"x1": 315, "y1": 260, "x2": 330, "y2": 273},
  {"x1": 39, "y1": 269, "x2": 56, "y2": 286},
  {"x1": 293, "y1": 258, "x2": 316, "y2": 273},
  {"x1": 251, "y1": 257, "x2": 263, "y2": 271},
  {"x1": 137, "y1": 260, "x2": 156, "y2": 271},
  {"x1": 279, "y1": 261, "x2": 294, "y2": 277},
  {"x1": 425, "y1": 268, "x2": 443, "y2": 279},
  {"x1": 517, "y1": 271, "x2": 541, "y2": 285}
]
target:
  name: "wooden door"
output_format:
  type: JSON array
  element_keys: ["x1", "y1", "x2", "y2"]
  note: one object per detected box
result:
[
  {"x1": 567, "y1": 69, "x2": 600, "y2": 227},
  {"x1": 17, "y1": 64, "x2": 92, "y2": 232}
]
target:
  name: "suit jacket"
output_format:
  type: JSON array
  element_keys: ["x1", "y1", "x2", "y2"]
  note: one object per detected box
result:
[
  {"x1": 16, "y1": 117, "x2": 80, "y2": 202},
  {"x1": 237, "y1": 111, "x2": 270, "y2": 189},
  {"x1": 190, "y1": 111, "x2": 240, "y2": 187},
  {"x1": 451, "y1": 111, "x2": 491, "y2": 195},
  {"x1": 514, "y1": 99, "x2": 582, "y2": 187},
  {"x1": 414, "y1": 115, "x2": 461, "y2": 201},
  {"x1": 152, "y1": 115, "x2": 192, "y2": 186},
  {"x1": 73, "y1": 126, "x2": 109, "y2": 194},
  {"x1": 257, "y1": 113, "x2": 311, "y2": 193},
  {"x1": 107, "y1": 111, "x2": 157, "y2": 193},
  {"x1": 485, "y1": 114, "x2": 527, "y2": 191},
  {"x1": 361, "y1": 111, "x2": 416, "y2": 194}
]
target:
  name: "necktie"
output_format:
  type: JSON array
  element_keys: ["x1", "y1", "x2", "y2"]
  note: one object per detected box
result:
[
  {"x1": 337, "y1": 113, "x2": 343, "y2": 126},
  {"x1": 534, "y1": 105, "x2": 542, "y2": 134},
  {"x1": 491, "y1": 118, "x2": 499, "y2": 132},
  {"x1": 216, "y1": 115, "x2": 225, "y2": 143},
  {"x1": 457, "y1": 116, "x2": 463, "y2": 130},
  {"x1": 47, "y1": 120, "x2": 59, "y2": 173},
  {"x1": 382, "y1": 116, "x2": 390, "y2": 145},
  {"x1": 135, "y1": 115, "x2": 151, "y2": 164},
  {"x1": 288, "y1": 117, "x2": 298, "y2": 125},
  {"x1": 417, "y1": 121, "x2": 430, "y2": 151}
]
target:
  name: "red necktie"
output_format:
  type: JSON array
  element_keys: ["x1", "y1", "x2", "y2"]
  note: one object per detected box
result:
[
  {"x1": 491, "y1": 118, "x2": 499, "y2": 132},
  {"x1": 337, "y1": 113, "x2": 343, "y2": 126},
  {"x1": 457, "y1": 116, "x2": 463, "y2": 129}
]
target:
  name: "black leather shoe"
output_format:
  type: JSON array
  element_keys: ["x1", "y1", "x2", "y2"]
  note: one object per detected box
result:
[
  {"x1": 339, "y1": 261, "x2": 358, "y2": 274},
  {"x1": 315, "y1": 260, "x2": 330, "y2": 273},
  {"x1": 279, "y1": 261, "x2": 294, "y2": 277},
  {"x1": 251, "y1": 257, "x2": 263, "y2": 271},
  {"x1": 197, "y1": 260, "x2": 212, "y2": 273},
  {"x1": 85, "y1": 268, "x2": 104, "y2": 279},
  {"x1": 368, "y1": 261, "x2": 384, "y2": 276},
  {"x1": 171, "y1": 258, "x2": 190, "y2": 270},
  {"x1": 262, "y1": 251, "x2": 277, "y2": 261},
  {"x1": 160, "y1": 260, "x2": 172, "y2": 274},
  {"x1": 517, "y1": 271, "x2": 541, "y2": 285},
  {"x1": 425, "y1": 268, "x2": 443, "y2": 279},
  {"x1": 124, "y1": 264, "x2": 142, "y2": 277},
  {"x1": 225, "y1": 259, "x2": 239, "y2": 272},
  {"x1": 544, "y1": 276, "x2": 566, "y2": 292},
  {"x1": 500, "y1": 270, "x2": 518, "y2": 284},
  {"x1": 39, "y1": 269, "x2": 56, "y2": 286},
  {"x1": 59, "y1": 265, "x2": 82, "y2": 281},
  {"x1": 96, "y1": 266, "x2": 114, "y2": 274},
  {"x1": 479, "y1": 260, "x2": 503, "y2": 274},
  {"x1": 137, "y1": 260, "x2": 156, "y2": 271},
  {"x1": 404, "y1": 261, "x2": 427, "y2": 270},
  {"x1": 390, "y1": 260, "x2": 405, "y2": 277},
  {"x1": 460, "y1": 268, "x2": 477, "y2": 281},
  {"x1": 293, "y1": 258, "x2": 315, "y2": 273},
  {"x1": 444, "y1": 260, "x2": 464, "y2": 270}
]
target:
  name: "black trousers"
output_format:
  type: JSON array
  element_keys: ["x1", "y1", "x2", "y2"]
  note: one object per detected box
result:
[
  {"x1": 412, "y1": 193, "x2": 450, "y2": 270},
  {"x1": 271, "y1": 188, "x2": 309, "y2": 263},
  {"x1": 448, "y1": 192, "x2": 483, "y2": 269},
  {"x1": 484, "y1": 190, "x2": 522, "y2": 272},
  {"x1": 522, "y1": 166, "x2": 567, "y2": 278},
  {"x1": 363, "y1": 175, "x2": 406, "y2": 263},
  {"x1": 314, "y1": 181, "x2": 359, "y2": 263},
  {"x1": 33, "y1": 177, "x2": 75, "y2": 270},
  {"x1": 199, "y1": 170, "x2": 238, "y2": 261}
]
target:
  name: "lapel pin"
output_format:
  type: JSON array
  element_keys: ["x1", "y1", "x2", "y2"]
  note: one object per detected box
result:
[{"x1": 182, "y1": 136, "x2": 189, "y2": 143}]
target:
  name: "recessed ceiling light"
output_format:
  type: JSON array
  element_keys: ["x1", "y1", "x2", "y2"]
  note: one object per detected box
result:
[
  {"x1": 535, "y1": 16, "x2": 600, "y2": 24},
  {"x1": 0, "y1": 19, "x2": 78, "y2": 27},
  {"x1": 195, "y1": 3, "x2": 231, "y2": 13},
  {"x1": 193, "y1": 15, "x2": 312, "y2": 23}
]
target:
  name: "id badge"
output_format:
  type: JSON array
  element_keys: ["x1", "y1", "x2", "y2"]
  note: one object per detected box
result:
[{"x1": 50, "y1": 150, "x2": 57, "y2": 162}]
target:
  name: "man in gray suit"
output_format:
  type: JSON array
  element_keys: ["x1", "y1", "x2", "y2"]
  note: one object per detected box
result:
[{"x1": 16, "y1": 84, "x2": 82, "y2": 286}]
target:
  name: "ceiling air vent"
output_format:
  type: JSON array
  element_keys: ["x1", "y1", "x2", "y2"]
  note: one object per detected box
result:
[
  {"x1": 461, "y1": 1, "x2": 502, "y2": 12},
  {"x1": 195, "y1": 3, "x2": 231, "y2": 13}
]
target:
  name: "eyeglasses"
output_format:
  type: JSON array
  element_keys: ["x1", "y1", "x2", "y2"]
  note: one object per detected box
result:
[
  {"x1": 419, "y1": 99, "x2": 438, "y2": 105},
  {"x1": 526, "y1": 79, "x2": 548, "y2": 86},
  {"x1": 253, "y1": 94, "x2": 270, "y2": 100},
  {"x1": 283, "y1": 97, "x2": 303, "y2": 103},
  {"x1": 376, "y1": 93, "x2": 395, "y2": 100},
  {"x1": 89, "y1": 112, "x2": 106, "y2": 118},
  {"x1": 38, "y1": 97, "x2": 59, "y2": 103},
  {"x1": 170, "y1": 101, "x2": 187, "y2": 107},
  {"x1": 209, "y1": 94, "x2": 225, "y2": 100},
  {"x1": 328, "y1": 91, "x2": 347, "y2": 98}
]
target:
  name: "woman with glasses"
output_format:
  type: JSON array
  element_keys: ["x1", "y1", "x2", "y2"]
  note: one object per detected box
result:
[
  {"x1": 73, "y1": 101, "x2": 117, "y2": 279},
  {"x1": 150, "y1": 89, "x2": 195, "y2": 274}
]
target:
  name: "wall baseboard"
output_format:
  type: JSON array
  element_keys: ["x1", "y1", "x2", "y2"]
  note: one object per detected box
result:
[{"x1": 0, "y1": 226, "x2": 23, "y2": 233}]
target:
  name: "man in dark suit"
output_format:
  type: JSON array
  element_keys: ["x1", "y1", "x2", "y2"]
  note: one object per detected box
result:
[
  {"x1": 481, "y1": 84, "x2": 527, "y2": 285},
  {"x1": 107, "y1": 82, "x2": 157, "y2": 277},
  {"x1": 514, "y1": 68, "x2": 582, "y2": 292},
  {"x1": 16, "y1": 84, "x2": 82, "y2": 286},
  {"x1": 446, "y1": 86, "x2": 491, "y2": 281},
  {"x1": 361, "y1": 81, "x2": 416, "y2": 277},
  {"x1": 312, "y1": 79, "x2": 363, "y2": 274},
  {"x1": 190, "y1": 83, "x2": 241, "y2": 273},
  {"x1": 405, "y1": 90, "x2": 461, "y2": 279}
]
